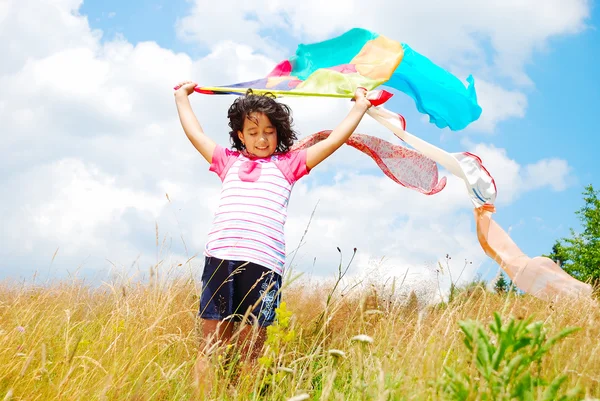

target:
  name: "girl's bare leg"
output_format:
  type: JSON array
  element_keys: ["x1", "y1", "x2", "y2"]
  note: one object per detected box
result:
[
  {"x1": 237, "y1": 324, "x2": 266, "y2": 361},
  {"x1": 194, "y1": 319, "x2": 234, "y2": 396}
]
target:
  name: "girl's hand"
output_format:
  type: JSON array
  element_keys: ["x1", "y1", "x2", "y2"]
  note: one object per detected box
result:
[
  {"x1": 353, "y1": 87, "x2": 372, "y2": 111},
  {"x1": 174, "y1": 81, "x2": 198, "y2": 97}
]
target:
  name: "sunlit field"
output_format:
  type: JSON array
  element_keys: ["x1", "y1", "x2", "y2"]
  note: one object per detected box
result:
[{"x1": 1, "y1": 265, "x2": 598, "y2": 400}]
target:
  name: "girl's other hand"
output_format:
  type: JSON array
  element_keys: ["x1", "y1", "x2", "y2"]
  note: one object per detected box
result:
[
  {"x1": 353, "y1": 87, "x2": 372, "y2": 111},
  {"x1": 174, "y1": 81, "x2": 198, "y2": 97}
]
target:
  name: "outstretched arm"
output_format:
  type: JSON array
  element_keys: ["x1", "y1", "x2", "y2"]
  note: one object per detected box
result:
[
  {"x1": 305, "y1": 88, "x2": 371, "y2": 170},
  {"x1": 174, "y1": 81, "x2": 216, "y2": 164}
]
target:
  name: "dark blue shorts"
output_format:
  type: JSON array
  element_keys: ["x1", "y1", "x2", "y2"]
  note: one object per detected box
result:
[{"x1": 199, "y1": 256, "x2": 282, "y2": 327}]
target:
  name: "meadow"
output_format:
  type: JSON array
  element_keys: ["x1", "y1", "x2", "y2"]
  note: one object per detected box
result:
[{"x1": 1, "y1": 263, "x2": 599, "y2": 401}]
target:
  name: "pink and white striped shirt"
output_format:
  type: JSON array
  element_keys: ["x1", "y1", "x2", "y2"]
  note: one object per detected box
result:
[{"x1": 204, "y1": 145, "x2": 309, "y2": 275}]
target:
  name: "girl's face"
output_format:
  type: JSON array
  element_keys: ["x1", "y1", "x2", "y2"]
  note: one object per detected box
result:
[{"x1": 238, "y1": 112, "x2": 278, "y2": 158}]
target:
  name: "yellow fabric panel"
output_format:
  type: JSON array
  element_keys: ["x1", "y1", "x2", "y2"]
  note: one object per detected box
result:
[
  {"x1": 295, "y1": 70, "x2": 384, "y2": 95},
  {"x1": 351, "y1": 35, "x2": 404, "y2": 80}
]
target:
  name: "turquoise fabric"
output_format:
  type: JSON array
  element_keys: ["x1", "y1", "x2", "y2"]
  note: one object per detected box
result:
[
  {"x1": 204, "y1": 28, "x2": 482, "y2": 131},
  {"x1": 386, "y1": 43, "x2": 482, "y2": 131},
  {"x1": 289, "y1": 30, "x2": 482, "y2": 130},
  {"x1": 290, "y1": 28, "x2": 378, "y2": 80}
]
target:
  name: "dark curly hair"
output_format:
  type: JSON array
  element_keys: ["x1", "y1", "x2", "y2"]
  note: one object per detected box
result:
[{"x1": 227, "y1": 89, "x2": 297, "y2": 153}]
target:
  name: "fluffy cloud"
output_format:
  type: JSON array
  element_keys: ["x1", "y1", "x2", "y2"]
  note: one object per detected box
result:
[
  {"x1": 467, "y1": 80, "x2": 528, "y2": 133},
  {"x1": 465, "y1": 143, "x2": 573, "y2": 204},
  {"x1": 0, "y1": 0, "x2": 99, "y2": 75},
  {"x1": 175, "y1": 1, "x2": 286, "y2": 59}
]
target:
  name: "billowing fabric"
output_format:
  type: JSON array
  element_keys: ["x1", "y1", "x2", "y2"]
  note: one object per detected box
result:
[
  {"x1": 367, "y1": 106, "x2": 496, "y2": 208},
  {"x1": 475, "y1": 205, "x2": 593, "y2": 301},
  {"x1": 292, "y1": 130, "x2": 446, "y2": 195},
  {"x1": 366, "y1": 105, "x2": 593, "y2": 301},
  {"x1": 194, "y1": 28, "x2": 482, "y2": 130},
  {"x1": 390, "y1": 44, "x2": 481, "y2": 130}
]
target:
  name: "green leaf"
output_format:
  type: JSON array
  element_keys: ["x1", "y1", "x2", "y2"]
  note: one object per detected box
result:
[
  {"x1": 526, "y1": 321, "x2": 544, "y2": 344},
  {"x1": 490, "y1": 312, "x2": 503, "y2": 336},
  {"x1": 443, "y1": 367, "x2": 471, "y2": 401},
  {"x1": 504, "y1": 318, "x2": 516, "y2": 341},
  {"x1": 541, "y1": 327, "x2": 581, "y2": 355},
  {"x1": 491, "y1": 333, "x2": 510, "y2": 371},
  {"x1": 459, "y1": 321, "x2": 476, "y2": 353},
  {"x1": 511, "y1": 336, "x2": 533, "y2": 354},
  {"x1": 500, "y1": 353, "x2": 529, "y2": 387},
  {"x1": 453, "y1": 313, "x2": 583, "y2": 401},
  {"x1": 475, "y1": 327, "x2": 493, "y2": 379},
  {"x1": 512, "y1": 372, "x2": 534, "y2": 401},
  {"x1": 557, "y1": 385, "x2": 584, "y2": 401},
  {"x1": 542, "y1": 375, "x2": 567, "y2": 401}
]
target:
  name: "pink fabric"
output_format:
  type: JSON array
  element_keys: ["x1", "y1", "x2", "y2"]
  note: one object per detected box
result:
[
  {"x1": 366, "y1": 105, "x2": 593, "y2": 301},
  {"x1": 268, "y1": 60, "x2": 293, "y2": 77},
  {"x1": 328, "y1": 64, "x2": 358, "y2": 74},
  {"x1": 206, "y1": 158, "x2": 295, "y2": 274},
  {"x1": 210, "y1": 145, "x2": 309, "y2": 184},
  {"x1": 239, "y1": 160, "x2": 262, "y2": 182},
  {"x1": 273, "y1": 149, "x2": 309, "y2": 184},
  {"x1": 475, "y1": 205, "x2": 593, "y2": 301},
  {"x1": 292, "y1": 131, "x2": 446, "y2": 195},
  {"x1": 206, "y1": 147, "x2": 310, "y2": 274},
  {"x1": 209, "y1": 146, "x2": 239, "y2": 181}
]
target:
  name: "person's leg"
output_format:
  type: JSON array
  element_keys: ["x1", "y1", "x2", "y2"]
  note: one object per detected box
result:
[
  {"x1": 194, "y1": 318, "x2": 235, "y2": 395},
  {"x1": 237, "y1": 324, "x2": 266, "y2": 361},
  {"x1": 234, "y1": 266, "x2": 282, "y2": 361},
  {"x1": 200, "y1": 318, "x2": 234, "y2": 348},
  {"x1": 198, "y1": 257, "x2": 236, "y2": 343},
  {"x1": 195, "y1": 257, "x2": 236, "y2": 395}
]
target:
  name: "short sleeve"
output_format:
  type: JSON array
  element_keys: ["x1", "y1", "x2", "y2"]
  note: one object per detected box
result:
[
  {"x1": 209, "y1": 145, "x2": 239, "y2": 181},
  {"x1": 275, "y1": 149, "x2": 309, "y2": 184}
]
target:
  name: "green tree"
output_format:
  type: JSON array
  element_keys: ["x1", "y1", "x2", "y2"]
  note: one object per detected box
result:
[
  {"x1": 494, "y1": 273, "x2": 508, "y2": 293},
  {"x1": 548, "y1": 184, "x2": 600, "y2": 286}
]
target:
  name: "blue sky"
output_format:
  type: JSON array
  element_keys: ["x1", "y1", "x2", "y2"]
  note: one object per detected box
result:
[
  {"x1": 81, "y1": 1, "x2": 189, "y2": 52},
  {"x1": 494, "y1": 22, "x2": 599, "y2": 257},
  {"x1": 1, "y1": 0, "x2": 598, "y2": 292}
]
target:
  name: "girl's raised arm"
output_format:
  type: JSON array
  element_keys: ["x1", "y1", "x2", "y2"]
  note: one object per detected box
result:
[
  {"x1": 305, "y1": 88, "x2": 371, "y2": 170},
  {"x1": 174, "y1": 81, "x2": 217, "y2": 164}
]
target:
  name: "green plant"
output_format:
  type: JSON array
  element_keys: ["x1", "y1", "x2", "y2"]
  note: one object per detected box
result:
[
  {"x1": 547, "y1": 184, "x2": 600, "y2": 286},
  {"x1": 442, "y1": 312, "x2": 583, "y2": 401},
  {"x1": 494, "y1": 273, "x2": 508, "y2": 294},
  {"x1": 258, "y1": 302, "x2": 297, "y2": 385}
]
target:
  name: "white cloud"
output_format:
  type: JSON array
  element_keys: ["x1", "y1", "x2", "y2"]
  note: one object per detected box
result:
[
  {"x1": 0, "y1": 158, "x2": 166, "y2": 281},
  {"x1": 175, "y1": 0, "x2": 287, "y2": 59},
  {"x1": 4, "y1": 159, "x2": 163, "y2": 248},
  {"x1": 464, "y1": 143, "x2": 573, "y2": 204},
  {"x1": 468, "y1": 80, "x2": 528, "y2": 133},
  {"x1": 283, "y1": 172, "x2": 486, "y2": 287},
  {"x1": 0, "y1": 0, "x2": 100, "y2": 75},
  {"x1": 0, "y1": 2, "x2": 10, "y2": 26},
  {"x1": 523, "y1": 158, "x2": 573, "y2": 192}
]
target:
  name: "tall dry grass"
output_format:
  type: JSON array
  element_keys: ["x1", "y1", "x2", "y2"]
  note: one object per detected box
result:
[{"x1": 1, "y1": 270, "x2": 598, "y2": 400}]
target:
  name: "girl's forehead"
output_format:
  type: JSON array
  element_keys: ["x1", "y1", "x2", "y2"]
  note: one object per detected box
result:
[{"x1": 244, "y1": 112, "x2": 274, "y2": 128}]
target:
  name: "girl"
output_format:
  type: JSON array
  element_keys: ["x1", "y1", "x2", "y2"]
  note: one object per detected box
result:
[{"x1": 174, "y1": 81, "x2": 371, "y2": 359}]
